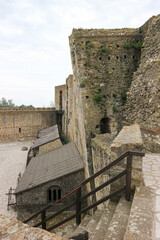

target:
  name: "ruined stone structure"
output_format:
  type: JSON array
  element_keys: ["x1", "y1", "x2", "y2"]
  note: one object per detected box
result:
[
  {"x1": 0, "y1": 107, "x2": 57, "y2": 142},
  {"x1": 55, "y1": 14, "x2": 160, "y2": 182}
]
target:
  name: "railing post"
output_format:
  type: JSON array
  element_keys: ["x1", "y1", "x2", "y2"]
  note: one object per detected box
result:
[
  {"x1": 76, "y1": 188, "x2": 81, "y2": 225},
  {"x1": 125, "y1": 154, "x2": 132, "y2": 201},
  {"x1": 41, "y1": 211, "x2": 46, "y2": 229}
]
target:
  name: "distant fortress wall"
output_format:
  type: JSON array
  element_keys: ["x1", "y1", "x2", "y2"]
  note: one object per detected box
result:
[{"x1": 0, "y1": 108, "x2": 57, "y2": 143}]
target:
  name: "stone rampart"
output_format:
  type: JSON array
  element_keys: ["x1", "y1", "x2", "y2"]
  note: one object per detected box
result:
[
  {"x1": 67, "y1": 27, "x2": 142, "y2": 178},
  {"x1": 0, "y1": 107, "x2": 56, "y2": 142},
  {"x1": 125, "y1": 14, "x2": 160, "y2": 129},
  {"x1": 55, "y1": 14, "x2": 160, "y2": 180}
]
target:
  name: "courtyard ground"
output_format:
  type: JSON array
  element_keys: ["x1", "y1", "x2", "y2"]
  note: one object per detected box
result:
[{"x1": 0, "y1": 140, "x2": 34, "y2": 218}]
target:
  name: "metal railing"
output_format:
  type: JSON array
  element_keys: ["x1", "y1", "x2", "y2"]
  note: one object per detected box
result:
[{"x1": 23, "y1": 151, "x2": 145, "y2": 231}]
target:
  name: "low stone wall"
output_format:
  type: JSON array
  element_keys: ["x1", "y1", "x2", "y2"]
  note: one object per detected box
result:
[
  {"x1": 141, "y1": 127, "x2": 160, "y2": 153},
  {"x1": 91, "y1": 124, "x2": 145, "y2": 206},
  {"x1": 91, "y1": 133, "x2": 114, "y2": 209},
  {"x1": 111, "y1": 124, "x2": 144, "y2": 187}
]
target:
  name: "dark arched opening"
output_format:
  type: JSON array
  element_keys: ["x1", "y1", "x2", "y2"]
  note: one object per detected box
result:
[
  {"x1": 100, "y1": 117, "x2": 111, "y2": 134},
  {"x1": 59, "y1": 90, "x2": 62, "y2": 110},
  {"x1": 48, "y1": 186, "x2": 62, "y2": 203}
]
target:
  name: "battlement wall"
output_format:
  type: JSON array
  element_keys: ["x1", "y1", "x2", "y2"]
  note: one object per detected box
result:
[
  {"x1": 0, "y1": 107, "x2": 55, "y2": 111},
  {"x1": 0, "y1": 108, "x2": 57, "y2": 142}
]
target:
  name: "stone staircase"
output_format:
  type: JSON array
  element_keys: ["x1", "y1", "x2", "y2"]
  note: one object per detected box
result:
[
  {"x1": 60, "y1": 187, "x2": 153, "y2": 240},
  {"x1": 62, "y1": 195, "x2": 132, "y2": 240}
]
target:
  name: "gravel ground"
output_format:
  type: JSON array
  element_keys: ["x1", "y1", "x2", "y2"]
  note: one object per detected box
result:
[{"x1": 0, "y1": 140, "x2": 34, "y2": 218}]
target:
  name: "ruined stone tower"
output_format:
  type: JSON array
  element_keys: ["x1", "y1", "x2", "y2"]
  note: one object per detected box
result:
[{"x1": 55, "y1": 14, "x2": 160, "y2": 179}]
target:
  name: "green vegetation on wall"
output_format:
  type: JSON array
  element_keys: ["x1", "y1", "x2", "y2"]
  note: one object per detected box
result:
[
  {"x1": 123, "y1": 39, "x2": 143, "y2": 50},
  {"x1": 93, "y1": 93, "x2": 103, "y2": 102},
  {"x1": 85, "y1": 40, "x2": 95, "y2": 49},
  {"x1": 60, "y1": 132, "x2": 69, "y2": 144},
  {"x1": 97, "y1": 45, "x2": 109, "y2": 54}
]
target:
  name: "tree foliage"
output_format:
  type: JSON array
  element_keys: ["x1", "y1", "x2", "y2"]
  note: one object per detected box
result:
[
  {"x1": 0, "y1": 97, "x2": 34, "y2": 108},
  {"x1": 0, "y1": 97, "x2": 15, "y2": 107}
]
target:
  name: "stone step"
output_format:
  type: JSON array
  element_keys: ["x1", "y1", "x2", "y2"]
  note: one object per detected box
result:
[
  {"x1": 68, "y1": 209, "x2": 103, "y2": 239},
  {"x1": 104, "y1": 196, "x2": 132, "y2": 240},
  {"x1": 124, "y1": 186, "x2": 154, "y2": 240},
  {"x1": 64, "y1": 212, "x2": 93, "y2": 239},
  {"x1": 89, "y1": 201, "x2": 117, "y2": 240}
]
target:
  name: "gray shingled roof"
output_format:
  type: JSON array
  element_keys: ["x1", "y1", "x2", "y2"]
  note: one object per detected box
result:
[
  {"x1": 37, "y1": 125, "x2": 58, "y2": 138},
  {"x1": 33, "y1": 127, "x2": 60, "y2": 149},
  {"x1": 15, "y1": 142, "x2": 84, "y2": 194}
]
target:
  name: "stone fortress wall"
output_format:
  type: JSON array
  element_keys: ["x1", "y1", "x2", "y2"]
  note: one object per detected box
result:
[
  {"x1": 0, "y1": 108, "x2": 57, "y2": 142},
  {"x1": 55, "y1": 14, "x2": 160, "y2": 180},
  {"x1": 125, "y1": 15, "x2": 160, "y2": 129}
]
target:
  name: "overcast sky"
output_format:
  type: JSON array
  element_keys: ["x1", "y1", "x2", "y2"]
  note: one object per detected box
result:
[{"x1": 0, "y1": 0, "x2": 159, "y2": 107}]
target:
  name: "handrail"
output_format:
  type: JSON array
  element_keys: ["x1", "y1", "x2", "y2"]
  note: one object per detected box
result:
[{"x1": 23, "y1": 150, "x2": 145, "y2": 230}]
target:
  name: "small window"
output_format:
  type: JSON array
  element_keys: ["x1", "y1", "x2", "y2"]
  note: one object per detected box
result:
[
  {"x1": 48, "y1": 187, "x2": 62, "y2": 203},
  {"x1": 108, "y1": 57, "x2": 110, "y2": 60},
  {"x1": 19, "y1": 128, "x2": 21, "y2": 133},
  {"x1": 59, "y1": 90, "x2": 63, "y2": 110},
  {"x1": 86, "y1": 96, "x2": 89, "y2": 99},
  {"x1": 124, "y1": 55, "x2": 127, "y2": 59},
  {"x1": 48, "y1": 189, "x2": 52, "y2": 202},
  {"x1": 99, "y1": 57, "x2": 102, "y2": 60},
  {"x1": 116, "y1": 56, "x2": 119, "y2": 60},
  {"x1": 58, "y1": 189, "x2": 61, "y2": 199},
  {"x1": 53, "y1": 189, "x2": 56, "y2": 201}
]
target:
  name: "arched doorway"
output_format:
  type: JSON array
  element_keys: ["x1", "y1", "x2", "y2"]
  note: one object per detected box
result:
[{"x1": 100, "y1": 117, "x2": 111, "y2": 134}]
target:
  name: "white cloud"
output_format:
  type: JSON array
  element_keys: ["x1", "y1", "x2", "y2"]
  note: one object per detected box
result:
[{"x1": 0, "y1": 0, "x2": 159, "y2": 106}]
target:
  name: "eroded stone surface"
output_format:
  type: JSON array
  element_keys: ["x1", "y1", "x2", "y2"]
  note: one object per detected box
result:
[
  {"x1": 124, "y1": 186, "x2": 154, "y2": 240},
  {"x1": 0, "y1": 214, "x2": 69, "y2": 240},
  {"x1": 143, "y1": 154, "x2": 160, "y2": 240}
]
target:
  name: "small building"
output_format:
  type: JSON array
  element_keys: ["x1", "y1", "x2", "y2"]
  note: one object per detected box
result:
[
  {"x1": 32, "y1": 124, "x2": 62, "y2": 156},
  {"x1": 15, "y1": 142, "x2": 85, "y2": 213}
]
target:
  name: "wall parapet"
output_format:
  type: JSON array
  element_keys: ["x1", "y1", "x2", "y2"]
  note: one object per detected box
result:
[
  {"x1": 0, "y1": 107, "x2": 55, "y2": 112},
  {"x1": 0, "y1": 108, "x2": 57, "y2": 143}
]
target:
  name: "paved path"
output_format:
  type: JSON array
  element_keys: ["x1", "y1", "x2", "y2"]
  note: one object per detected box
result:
[
  {"x1": 0, "y1": 141, "x2": 33, "y2": 218},
  {"x1": 143, "y1": 154, "x2": 160, "y2": 240}
]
